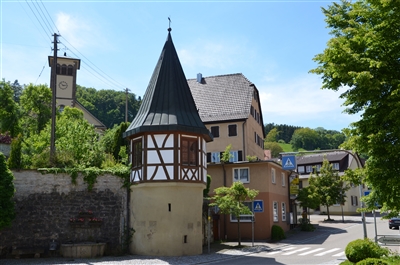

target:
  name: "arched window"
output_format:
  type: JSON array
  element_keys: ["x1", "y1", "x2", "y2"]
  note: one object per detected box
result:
[
  {"x1": 67, "y1": 65, "x2": 73, "y2": 76},
  {"x1": 56, "y1": 64, "x2": 61, "y2": 74},
  {"x1": 61, "y1": 64, "x2": 67, "y2": 75}
]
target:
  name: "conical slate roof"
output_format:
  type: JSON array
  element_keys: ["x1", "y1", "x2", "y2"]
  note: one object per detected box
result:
[{"x1": 124, "y1": 29, "x2": 212, "y2": 142}]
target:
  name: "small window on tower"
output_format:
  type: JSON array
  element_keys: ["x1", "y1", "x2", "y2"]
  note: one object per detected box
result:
[
  {"x1": 56, "y1": 64, "x2": 60, "y2": 74},
  {"x1": 67, "y1": 65, "x2": 73, "y2": 76},
  {"x1": 61, "y1": 64, "x2": 67, "y2": 75},
  {"x1": 132, "y1": 139, "x2": 142, "y2": 169},
  {"x1": 182, "y1": 138, "x2": 198, "y2": 166}
]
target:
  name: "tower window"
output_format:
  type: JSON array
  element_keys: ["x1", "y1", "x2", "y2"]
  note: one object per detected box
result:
[
  {"x1": 132, "y1": 139, "x2": 142, "y2": 169},
  {"x1": 181, "y1": 138, "x2": 198, "y2": 166},
  {"x1": 56, "y1": 64, "x2": 60, "y2": 74},
  {"x1": 67, "y1": 65, "x2": 73, "y2": 76},
  {"x1": 61, "y1": 64, "x2": 67, "y2": 75}
]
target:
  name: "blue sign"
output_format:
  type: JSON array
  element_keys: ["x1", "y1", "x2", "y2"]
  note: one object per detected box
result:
[
  {"x1": 364, "y1": 191, "x2": 371, "y2": 196},
  {"x1": 253, "y1": 200, "x2": 264, "y2": 213},
  {"x1": 282, "y1": 155, "x2": 296, "y2": 170}
]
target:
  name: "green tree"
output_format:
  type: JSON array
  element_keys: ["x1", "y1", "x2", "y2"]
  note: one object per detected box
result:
[
  {"x1": 310, "y1": 0, "x2": 400, "y2": 210},
  {"x1": 0, "y1": 79, "x2": 21, "y2": 137},
  {"x1": 210, "y1": 181, "x2": 259, "y2": 246},
  {"x1": 290, "y1": 128, "x2": 319, "y2": 151},
  {"x1": 265, "y1": 128, "x2": 279, "y2": 142},
  {"x1": 7, "y1": 134, "x2": 23, "y2": 170},
  {"x1": 297, "y1": 185, "x2": 320, "y2": 216},
  {"x1": 19, "y1": 83, "x2": 52, "y2": 135},
  {"x1": 0, "y1": 152, "x2": 16, "y2": 230},
  {"x1": 22, "y1": 107, "x2": 104, "y2": 168},
  {"x1": 308, "y1": 159, "x2": 349, "y2": 220},
  {"x1": 264, "y1": 142, "x2": 284, "y2": 158}
]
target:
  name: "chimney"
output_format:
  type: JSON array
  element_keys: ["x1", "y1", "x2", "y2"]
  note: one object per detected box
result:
[{"x1": 196, "y1": 73, "x2": 202, "y2": 83}]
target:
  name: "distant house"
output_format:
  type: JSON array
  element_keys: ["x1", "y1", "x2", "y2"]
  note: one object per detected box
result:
[
  {"x1": 295, "y1": 151, "x2": 368, "y2": 215},
  {"x1": 188, "y1": 73, "x2": 265, "y2": 162}
]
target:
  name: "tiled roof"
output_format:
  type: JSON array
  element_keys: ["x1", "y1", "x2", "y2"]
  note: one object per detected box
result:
[
  {"x1": 187, "y1": 73, "x2": 254, "y2": 123},
  {"x1": 296, "y1": 151, "x2": 348, "y2": 165},
  {"x1": 124, "y1": 29, "x2": 212, "y2": 142}
]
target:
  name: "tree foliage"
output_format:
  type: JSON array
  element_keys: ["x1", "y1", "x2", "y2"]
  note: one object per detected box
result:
[
  {"x1": 22, "y1": 107, "x2": 104, "y2": 168},
  {"x1": 19, "y1": 83, "x2": 52, "y2": 136},
  {"x1": 291, "y1": 128, "x2": 320, "y2": 151},
  {"x1": 308, "y1": 159, "x2": 349, "y2": 220},
  {"x1": 76, "y1": 85, "x2": 141, "y2": 128},
  {"x1": 0, "y1": 152, "x2": 15, "y2": 230},
  {"x1": 265, "y1": 128, "x2": 279, "y2": 142},
  {"x1": 0, "y1": 79, "x2": 21, "y2": 137},
  {"x1": 265, "y1": 123, "x2": 302, "y2": 143},
  {"x1": 310, "y1": 0, "x2": 400, "y2": 210},
  {"x1": 210, "y1": 182, "x2": 259, "y2": 246},
  {"x1": 264, "y1": 142, "x2": 283, "y2": 158}
]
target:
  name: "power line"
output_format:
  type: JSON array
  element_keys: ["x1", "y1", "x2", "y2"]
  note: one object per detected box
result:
[
  {"x1": 39, "y1": 0, "x2": 60, "y2": 34},
  {"x1": 33, "y1": 0, "x2": 57, "y2": 34},
  {"x1": 25, "y1": 0, "x2": 52, "y2": 38},
  {"x1": 20, "y1": 0, "x2": 52, "y2": 44}
]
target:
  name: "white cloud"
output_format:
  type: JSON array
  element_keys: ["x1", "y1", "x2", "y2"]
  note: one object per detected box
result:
[{"x1": 258, "y1": 74, "x2": 360, "y2": 130}]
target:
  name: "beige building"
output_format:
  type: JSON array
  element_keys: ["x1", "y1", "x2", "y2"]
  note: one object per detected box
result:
[
  {"x1": 295, "y1": 151, "x2": 368, "y2": 216},
  {"x1": 188, "y1": 73, "x2": 266, "y2": 163},
  {"x1": 48, "y1": 56, "x2": 106, "y2": 133}
]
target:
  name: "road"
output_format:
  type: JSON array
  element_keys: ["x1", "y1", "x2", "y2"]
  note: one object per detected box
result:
[{"x1": 205, "y1": 213, "x2": 400, "y2": 265}]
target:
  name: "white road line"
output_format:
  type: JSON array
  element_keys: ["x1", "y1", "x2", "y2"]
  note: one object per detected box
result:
[
  {"x1": 314, "y1": 248, "x2": 341, "y2": 256},
  {"x1": 266, "y1": 247, "x2": 296, "y2": 255},
  {"x1": 298, "y1": 248, "x2": 325, "y2": 256},
  {"x1": 282, "y1": 247, "x2": 310, "y2": 255},
  {"x1": 332, "y1": 251, "x2": 345, "y2": 257}
]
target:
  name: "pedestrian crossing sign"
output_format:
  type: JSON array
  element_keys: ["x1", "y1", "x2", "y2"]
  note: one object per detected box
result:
[
  {"x1": 253, "y1": 200, "x2": 264, "y2": 213},
  {"x1": 282, "y1": 155, "x2": 296, "y2": 170}
]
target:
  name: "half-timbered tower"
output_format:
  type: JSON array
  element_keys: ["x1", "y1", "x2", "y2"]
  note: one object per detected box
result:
[{"x1": 123, "y1": 28, "x2": 212, "y2": 256}]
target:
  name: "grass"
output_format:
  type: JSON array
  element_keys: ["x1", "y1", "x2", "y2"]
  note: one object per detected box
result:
[{"x1": 279, "y1": 143, "x2": 293, "y2": 152}]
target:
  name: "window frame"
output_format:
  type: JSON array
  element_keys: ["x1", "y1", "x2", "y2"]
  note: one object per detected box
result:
[
  {"x1": 273, "y1": 201, "x2": 279, "y2": 222},
  {"x1": 230, "y1": 201, "x2": 253, "y2": 222},
  {"x1": 332, "y1": 162, "x2": 340, "y2": 170},
  {"x1": 297, "y1": 166, "x2": 305, "y2": 173},
  {"x1": 281, "y1": 202, "x2": 286, "y2": 222},
  {"x1": 132, "y1": 139, "x2": 142, "y2": 169},
  {"x1": 281, "y1": 172, "x2": 285, "y2": 186},
  {"x1": 228, "y1": 124, "x2": 237, "y2": 137},
  {"x1": 211, "y1": 152, "x2": 220, "y2": 163},
  {"x1": 306, "y1": 165, "x2": 313, "y2": 173},
  {"x1": 233, "y1": 167, "x2": 250, "y2": 183},
  {"x1": 271, "y1": 168, "x2": 276, "y2": 184},
  {"x1": 181, "y1": 137, "x2": 198, "y2": 166},
  {"x1": 210, "y1": 126, "x2": 220, "y2": 138}
]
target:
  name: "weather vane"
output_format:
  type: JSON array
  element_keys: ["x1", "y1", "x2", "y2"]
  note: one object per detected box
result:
[{"x1": 168, "y1": 17, "x2": 171, "y2": 31}]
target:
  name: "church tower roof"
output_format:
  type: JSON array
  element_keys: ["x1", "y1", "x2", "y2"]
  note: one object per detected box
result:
[{"x1": 124, "y1": 28, "x2": 212, "y2": 142}]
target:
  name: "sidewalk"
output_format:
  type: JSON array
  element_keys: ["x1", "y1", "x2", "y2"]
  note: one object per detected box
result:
[{"x1": 1, "y1": 214, "x2": 365, "y2": 265}]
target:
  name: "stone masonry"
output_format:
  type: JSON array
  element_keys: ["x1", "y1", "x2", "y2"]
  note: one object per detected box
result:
[{"x1": 0, "y1": 170, "x2": 128, "y2": 257}]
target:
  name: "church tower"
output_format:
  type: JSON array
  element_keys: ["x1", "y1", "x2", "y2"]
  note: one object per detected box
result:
[
  {"x1": 123, "y1": 27, "x2": 212, "y2": 256},
  {"x1": 48, "y1": 56, "x2": 81, "y2": 111}
]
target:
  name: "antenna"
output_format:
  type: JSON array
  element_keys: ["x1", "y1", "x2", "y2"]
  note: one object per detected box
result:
[{"x1": 168, "y1": 17, "x2": 171, "y2": 31}]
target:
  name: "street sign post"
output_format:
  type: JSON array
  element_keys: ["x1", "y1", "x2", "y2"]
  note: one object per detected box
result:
[{"x1": 253, "y1": 200, "x2": 264, "y2": 213}]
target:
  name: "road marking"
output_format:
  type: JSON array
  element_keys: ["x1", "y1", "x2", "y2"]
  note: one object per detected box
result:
[
  {"x1": 314, "y1": 248, "x2": 341, "y2": 256},
  {"x1": 266, "y1": 247, "x2": 296, "y2": 255},
  {"x1": 332, "y1": 251, "x2": 345, "y2": 257},
  {"x1": 282, "y1": 247, "x2": 310, "y2": 255},
  {"x1": 298, "y1": 248, "x2": 325, "y2": 256}
]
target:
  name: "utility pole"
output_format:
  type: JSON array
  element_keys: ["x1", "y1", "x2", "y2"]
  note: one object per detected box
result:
[
  {"x1": 50, "y1": 33, "x2": 59, "y2": 164},
  {"x1": 125, "y1": 88, "x2": 130, "y2": 123}
]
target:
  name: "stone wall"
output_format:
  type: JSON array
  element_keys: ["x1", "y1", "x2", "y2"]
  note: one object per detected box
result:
[{"x1": 0, "y1": 170, "x2": 128, "y2": 257}]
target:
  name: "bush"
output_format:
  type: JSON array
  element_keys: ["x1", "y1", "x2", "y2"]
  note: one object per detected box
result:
[
  {"x1": 271, "y1": 225, "x2": 286, "y2": 241},
  {"x1": 300, "y1": 223, "x2": 315, "y2": 231},
  {"x1": 345, "y1": 239, "x2": 389, "y2": 263},
  {"x1": 356, "y1": 258, "x2": 389, "y2": 265}
]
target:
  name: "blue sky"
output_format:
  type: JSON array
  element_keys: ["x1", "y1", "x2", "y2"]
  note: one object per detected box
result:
[{"x1": 1, "y1": 0, "x2": 359, "y2": 131}]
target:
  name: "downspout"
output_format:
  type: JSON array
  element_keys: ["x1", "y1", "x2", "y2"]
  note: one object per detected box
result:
[{"x1": 242, "y1": 120, "x2": 246, "y2": 160}]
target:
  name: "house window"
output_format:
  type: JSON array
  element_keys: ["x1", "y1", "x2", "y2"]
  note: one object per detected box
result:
[
  {"x1": 332, "y1": 162, "x2": 339, "y2": 170},
  {"x1": 229, "y1": 151, "x2": 238, "y2": 162},
  {"x1": 316, "y1": 164, "x2": 321, "y2": 172},
  {"x1": 233, "y1": 168, "x2": 249, "y2": 183},
  {"x1": 228, "y1": 124, "x2": 237, "y2": 137},
  {"x1": 231, "y1": 201, "x2": 253, "y2": 222},
  {"x1": 132, "y1": 139, "x2": 142, "y2": 169},
  {"x1": 281, "y1": 173, "x2": 285, "y2": 186},
  {"x1": 282, "y1": 202, "x2": 286, "y2": 221},
  {"x1": 306, "y1": 165, "x2": 313, "y2": 173},
  {"x1": 181, "y1": 138, "x2": 198, "y2": 166},
  {"x1": 211, "y1": 152, "x2": 220, "y2": 163},
  {"x1": 273, "y1": 201, "x2": 278, "y2": 222},
  {"x1": 210, "y1": 126, "x2": 219, "y2": 138},
  {"x1": 297, "y1": 166, "x2": 305, "y2": 173},
  {"x1": 271, "y1": 168, "x2": 276, "y2": 184}
]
